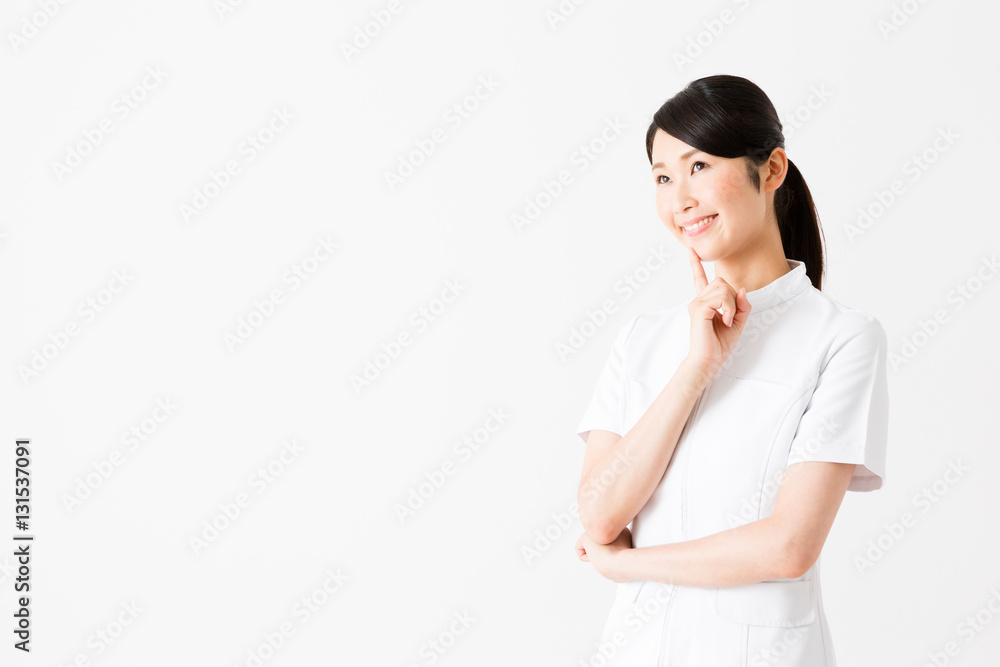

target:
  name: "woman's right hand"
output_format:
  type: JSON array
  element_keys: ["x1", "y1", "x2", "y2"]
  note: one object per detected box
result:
[{"x1": 685, "y1": 247, "x2": 752, "y2": 385}]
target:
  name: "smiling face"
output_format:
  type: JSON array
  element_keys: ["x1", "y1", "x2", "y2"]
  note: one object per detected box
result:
[{"x1": 650, "y1": 129, "x2": 781, "y2": 262}]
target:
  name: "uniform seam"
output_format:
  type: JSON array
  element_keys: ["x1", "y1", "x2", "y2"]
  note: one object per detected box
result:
[
  {"x1": 746, "y1": 283, "x2": 810, "y2": 313},
  {"x1": 681, "y1": 380, "x2": 713, "y2": 541},
  {"x1": 715, "y1": 368, "x2": 796, "y2": 386},
  {"x1": 617, "y1": 313, "x2": 643, "y2": 388},
  {"x1": 742, "y1": 624, "x2": 749, "y2": 667},
  {"x1": 819, "y1": 597, "x2": 831, "y2": 665},
  {"x1": 756, "y1": 381, "x2": 817, "y2": 520},
  {"x1": 812, "y1": 289, "x2": 882, "y2": 324},
  {"x1": 616, "y1": 314, "x2": 642, "y2": 436},
  {"x1": 657, "y1": 585, "x2": 676, "y2": 667}
]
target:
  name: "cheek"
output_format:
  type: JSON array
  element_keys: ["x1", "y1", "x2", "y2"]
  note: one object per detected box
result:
[
  {"x1": 709, "y1": 172, "x2": 745, "y2": 208},
  {"x1": 709, "y1": 178, "x2": 763, "y2": 230},
  {"x1": 655, "y1": 190, "x2": 672, "y2": 219}
]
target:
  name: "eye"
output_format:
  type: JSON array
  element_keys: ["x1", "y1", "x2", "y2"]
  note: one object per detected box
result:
[{"x1": 655, "y1": 161, "x2": 708, "y2": 185}]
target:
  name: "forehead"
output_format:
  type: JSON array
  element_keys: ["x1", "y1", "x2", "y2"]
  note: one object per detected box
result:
[{"x1": 651, "y1": 129, "x2": 702, "y2": 167}]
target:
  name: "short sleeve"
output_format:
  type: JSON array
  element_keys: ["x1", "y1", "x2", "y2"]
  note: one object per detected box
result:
[
  {"x1": 575, "y1": 315, "x2": 639, "y2": 444},
  {"x1": 785, "y1": 318, "x2": 890, "y2": 492}
]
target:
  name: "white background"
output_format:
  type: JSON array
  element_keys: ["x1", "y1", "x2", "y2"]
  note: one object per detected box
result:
[{"x1": 1, "y1": 0, "x2": 998, "y2": 665}]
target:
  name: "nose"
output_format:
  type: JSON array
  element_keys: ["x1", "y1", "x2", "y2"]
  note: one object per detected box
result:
[{"x1": 673, "y1": 182, "x2": 697, "y2": 217}]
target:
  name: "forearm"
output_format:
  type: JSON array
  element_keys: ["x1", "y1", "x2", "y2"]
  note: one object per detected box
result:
[
  {"x1": 578, "y1": 358, "x2": 711, "y2": 544},
  {"x1": 610, "y1": 516, "x2": 800, "y2": 588}
]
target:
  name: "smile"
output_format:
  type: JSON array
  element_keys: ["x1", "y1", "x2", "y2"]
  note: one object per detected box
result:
[{"x1": 681, "y1": 214, "x2": 717, "y2": 236}]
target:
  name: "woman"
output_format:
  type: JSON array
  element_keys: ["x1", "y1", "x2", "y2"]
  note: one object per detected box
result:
[{"x1": 573, "y1": 75, "x2": 889, "y2": 666}]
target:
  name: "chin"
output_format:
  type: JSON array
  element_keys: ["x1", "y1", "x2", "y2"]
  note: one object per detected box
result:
[
  {"x1": 674, "y1": 226, "x2": 724, "y2": 261},
  {"x1": 694, "y1": 250, "x2": 721, "y2": 262},
  {"x1": 683, "y1": 240, "x2": 722, "y2": 262}
]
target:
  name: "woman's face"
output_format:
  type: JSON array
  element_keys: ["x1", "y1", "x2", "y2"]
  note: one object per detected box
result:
[{"x1": 650, "y1": 129, "x2": 776, "y2": 262}]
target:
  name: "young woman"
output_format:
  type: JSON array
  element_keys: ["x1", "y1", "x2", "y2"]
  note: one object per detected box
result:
[{"x1": 573, "y1": 75, "x2": 889, "y2": 666}]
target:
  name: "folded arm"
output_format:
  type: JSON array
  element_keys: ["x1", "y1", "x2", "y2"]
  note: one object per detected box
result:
[{"x1": 592, "y1": 461, "x2": 857, "y2": 587}]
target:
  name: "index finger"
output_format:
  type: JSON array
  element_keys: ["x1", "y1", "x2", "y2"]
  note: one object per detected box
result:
[{"x1": 688, "y1": 247, "x2": 708, "y2": 293}]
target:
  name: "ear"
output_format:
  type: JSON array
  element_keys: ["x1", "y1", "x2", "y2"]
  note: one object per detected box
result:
[{"x1": 762, "y1": 147, "x2": 789, "y2": 193}]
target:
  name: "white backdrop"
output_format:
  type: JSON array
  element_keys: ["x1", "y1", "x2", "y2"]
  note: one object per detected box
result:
[{"x1": 2, "y1": 0, "x2": 998, "y2": 665}]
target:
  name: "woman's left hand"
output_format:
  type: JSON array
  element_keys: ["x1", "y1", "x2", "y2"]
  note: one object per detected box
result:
[{"x1": 575, "y1": 527, "x2": 633, "y2": 582}]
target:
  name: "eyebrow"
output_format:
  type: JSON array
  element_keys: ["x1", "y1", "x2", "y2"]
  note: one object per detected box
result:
[{"x1": 651, "y1": 148, "x2": 701, "y2": 170}]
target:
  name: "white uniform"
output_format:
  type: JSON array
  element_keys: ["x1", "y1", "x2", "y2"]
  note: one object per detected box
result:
[{"x1": 576, "y1": 258, "x2": 889, "y2": 667}]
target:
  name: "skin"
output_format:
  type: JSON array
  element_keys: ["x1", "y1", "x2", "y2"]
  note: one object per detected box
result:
[
  {"x1": 653, "y1": 129, "x2": 795, "y2": 297},
  {"x1": 574, "y1": 129, "x2": 856, "y2": 587}
]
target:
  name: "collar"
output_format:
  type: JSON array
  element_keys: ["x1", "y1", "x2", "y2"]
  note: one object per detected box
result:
[{"x1": 744, "y1": 258, "x2": 811, "y2": 312}]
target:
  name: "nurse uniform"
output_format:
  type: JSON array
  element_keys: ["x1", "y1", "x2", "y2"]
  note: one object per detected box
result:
[{"x1": 576, "y1": 258, "x2": 889, "y2": 667}]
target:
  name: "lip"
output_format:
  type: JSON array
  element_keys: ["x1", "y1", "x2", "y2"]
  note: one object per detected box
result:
[{"x1": 680, "y1": 214, "x2": 717, "y2": 236}]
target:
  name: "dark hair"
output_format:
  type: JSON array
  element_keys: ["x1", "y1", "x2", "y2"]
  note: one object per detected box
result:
[{"x1": 644, "y1": 75, "x2": 825, "y2": 290}]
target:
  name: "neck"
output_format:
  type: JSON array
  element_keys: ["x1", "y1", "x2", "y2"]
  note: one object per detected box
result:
[{"x1": 713, "y1": 251, "x2": 791, "y2": 294}]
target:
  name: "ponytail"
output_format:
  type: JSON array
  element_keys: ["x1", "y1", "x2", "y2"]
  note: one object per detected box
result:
[{"x1": 774, "y1": 158, "x2": 825, "y2": 290}]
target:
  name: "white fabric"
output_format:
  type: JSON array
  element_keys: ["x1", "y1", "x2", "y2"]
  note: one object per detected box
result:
[{"x1": 575, "y1": 258, "x2": 889, "y2": 666}]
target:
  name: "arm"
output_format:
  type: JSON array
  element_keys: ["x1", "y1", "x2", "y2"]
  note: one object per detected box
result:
[
  {"x1": 580, "y1": 460, "x2": 856, "y2": 587},
  {"x1": 577, "y1": 357, "x2": 711, "y2": 545},
  {"x1": 579, "y1": 249, "x2": 753, "y2": 546}
]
